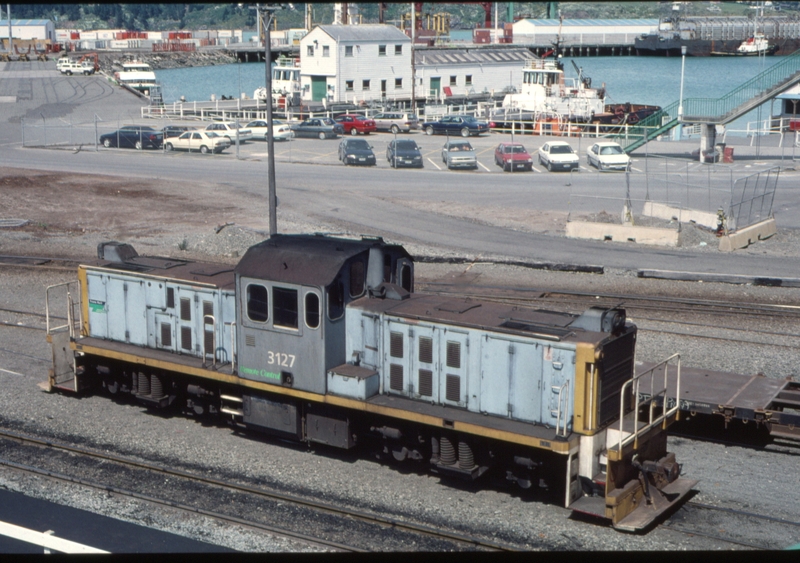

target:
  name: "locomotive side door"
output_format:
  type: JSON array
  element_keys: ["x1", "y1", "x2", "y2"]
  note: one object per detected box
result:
[
  {"x1": 439, "y1": 329, "x2": 468, "y2": 408},
  {"x1": 410, "y1": 324, "x2": 437, "y2": 402}
]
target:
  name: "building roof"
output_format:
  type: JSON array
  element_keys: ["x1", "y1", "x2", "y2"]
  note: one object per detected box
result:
[
  {"x1": 515, "y1": 18, "x2": 659, "y2": 27},
  {"x1": 313, "y1": 24, "x2": 410, "y2": 43},
  {"x1": 0, "y1": 19, "x2": 52, "y2": 26},
  {"x1": 415, "y1": 47, "x2": 535, "y2": 67}
]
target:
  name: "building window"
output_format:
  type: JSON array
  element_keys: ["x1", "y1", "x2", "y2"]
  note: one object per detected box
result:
[
  {"x1": 395, "y1": 78, "x2": 402, "y2": 89},
  {"x1": 307, "y1": 45, "x2": 314, "y2": 57},
  {"x1": 345, "y1": 45, "x2": 353, "y2": 57},
  {"x1": 362, "y1": 79, "x2": 370, "y2": 91},
  {"x1": 379, "y1": 44, "x2": 386, "y2": 56},
  {"x1": 322, "y1": 45, "x2": 330, "y2": 57},
  {"x1": 395, "y1": 44, "x2": 402, "y2": 55},
  {"x1": 450, "y1": 75, "x2": 457, "y2": 86},
  {"x1": 465, "y1": 75, "x2": 472, "y2": 86},
  {"x1": 345, "y1": 80, "x2": 354, "y2": 91}
]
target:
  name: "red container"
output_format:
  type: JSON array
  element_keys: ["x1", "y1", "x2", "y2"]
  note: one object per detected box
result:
[{"x1": 789, "y1": 120, "x2": 800, "y2": 132}]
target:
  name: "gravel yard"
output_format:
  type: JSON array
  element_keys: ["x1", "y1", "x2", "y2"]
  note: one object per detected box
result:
[{"x1": 1, "y1": 166, "x2": 799, "y2": 551}]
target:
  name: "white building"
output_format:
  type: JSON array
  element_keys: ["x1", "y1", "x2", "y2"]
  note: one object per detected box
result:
[
  {"x1": 0, "y1": 19, "x2": 56, "y2": 44},
  {"x1": 512, "y1": 18, "x2": 658, "y2": 48},
  {"x1": 414, "y1": 47, "x2": 536, "y2": 102},
  {"x1": 299, "y1": 24, "x2": 412, "y2": 104}
]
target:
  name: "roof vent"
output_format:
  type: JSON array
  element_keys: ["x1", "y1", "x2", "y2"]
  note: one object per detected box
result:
[
  {"x1": 570, "y1": 307, "x2": 626, "y2": 334},
  {"x1": 97, "y1": 241, "x2": 138, "y2": 262}
]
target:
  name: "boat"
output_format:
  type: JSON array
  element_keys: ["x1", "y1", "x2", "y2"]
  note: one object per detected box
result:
[
  {"x1": 711, "y1": 32, "x2": 778, "y2": 57},
  {"x1": 253, "y1": 55, "x2": 301, "y2": 108},
  {"x1": 498, "y1": 58, "x2": 605, "y2": 123},
  {"x1": 114, "y1": 61, "x2": 158, "y2": 95}
]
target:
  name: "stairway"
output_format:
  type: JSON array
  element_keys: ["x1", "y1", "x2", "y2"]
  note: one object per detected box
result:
[{"x1": 613, "y1": 50, "x2": 800, "y2": 153}]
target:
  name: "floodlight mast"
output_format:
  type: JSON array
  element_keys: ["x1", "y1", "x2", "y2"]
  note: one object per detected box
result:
[{"x1": 255, "y1": 4, "x2": 283, "y2": 236}]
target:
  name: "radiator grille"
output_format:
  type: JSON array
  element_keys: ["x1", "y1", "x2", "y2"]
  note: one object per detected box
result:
[
  {"x1": 181, "y1": 326, "x2": 192, "y2": 351},
  {"x1": 418, "y1": 369, "x2": 433, "y2": 396},
  {"x1": 180, "y1": 297, "x2": 191, "y2": 321},
  {"x1": 160, "y1": 323, "x2": 171, "y2": 348},
  {"x1": 446, "y1": 341, "x2": 461, "y2": 369},
  {"x1": 446, "y1": 374, "x2": 460, "y2": 402},
  {"x1": 390, "y1": 331, "x2": 403, "y2": 358},
  {"x1": 598, "y1": 329, "x2": 637, "y2": 426},
  {"x1": 245, "y1": 334, "x2": 256, "y2": 347},
  {"x1": 418, "y1": 336, "x2": 433, "y2": 364},
  {"x1": 390, "y1": 363, "x2": 403, "y2": 391}
]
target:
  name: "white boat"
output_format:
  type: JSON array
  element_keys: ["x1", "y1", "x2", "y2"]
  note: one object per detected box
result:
[
  {"x1": 736, "y1": 32, "x2": 778, "y2": 56},
  {"x1": 253, "y1": 56, "x2": 301, "y2": 107},
  {"x1": 499, "y1": 58, "x2": 605, "y2": 122},
  {"x1": 114, "y1": 61, "x2": 158, "y2": 94}
]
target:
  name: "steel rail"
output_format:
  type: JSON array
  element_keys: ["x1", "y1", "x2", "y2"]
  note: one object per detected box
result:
[
  {"x1": 0, "y1": 456, "x2": 357, "y2": 553},
  {"x1": 0, "y1": 429, "x2": 515, "y2": 552}
]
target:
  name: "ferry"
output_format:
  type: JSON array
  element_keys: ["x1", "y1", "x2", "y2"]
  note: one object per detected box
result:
[
  {"x1": 114, "y1": 61, "x2": 158, "y2": 95},
  {"x1": 496, "y1": 58, "x2": 605, "y2": 124},
  {"x1": 253, "y1": 55, "x2": 301, "y2": 108}
]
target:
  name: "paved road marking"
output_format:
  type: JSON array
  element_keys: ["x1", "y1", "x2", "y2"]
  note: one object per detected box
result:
[
  {"x1": 478, "y1": 161, "x2": 490, "y2": 172},
  {"x1": 0, "y1": 368, "x2": 24, "y2": 376},
  {"x1": 0, "y1": 521, "x2": 110, "y2": 554},
  {"x1": 427, "y1": 158, "x2": 441, "y2": 170}
]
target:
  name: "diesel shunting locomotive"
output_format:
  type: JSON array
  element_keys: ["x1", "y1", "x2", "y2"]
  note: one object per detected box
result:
[{"x1": 45, "y1": 234, "x2": 696, "y2": 531}]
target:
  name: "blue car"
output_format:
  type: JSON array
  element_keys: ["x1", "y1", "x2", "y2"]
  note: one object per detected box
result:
[{"x1": 423, "y1": 115, "x2": 489, "y2": 137}]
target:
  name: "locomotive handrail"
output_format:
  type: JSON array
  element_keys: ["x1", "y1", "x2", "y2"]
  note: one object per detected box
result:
[
  {"x1": 613, "y1": 354, "x2": 681, "y2": 458},
  {"x1": 203, "y1": 314, "x2": 217, "y2": 368},
  {"x1": 45, "y1": 281, "x2": 82, "y2": 338},
  {"x1": 224, "y1": 321, "x2": 236, "y2": 374},
  {"x1": 555, "y1": 380, "x2": 570, "y2": 438}
]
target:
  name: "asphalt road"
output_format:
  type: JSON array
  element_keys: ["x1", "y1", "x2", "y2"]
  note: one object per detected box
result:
[{"x1": 2, "y1": 60, "x2": 799, "y2": 279}]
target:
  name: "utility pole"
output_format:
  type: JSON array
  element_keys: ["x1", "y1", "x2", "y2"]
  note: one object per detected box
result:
[
  {"x1": 255, "y1": 4, "x2": 282, "y2": 236},
  {"x1": 410, "y1": 3, "x2": 415, "y2": 112}
]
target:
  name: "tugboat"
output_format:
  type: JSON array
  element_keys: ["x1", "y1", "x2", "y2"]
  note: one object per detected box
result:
[{"x1": 711, "y1": 32, "x2": 778, "y2": 56}]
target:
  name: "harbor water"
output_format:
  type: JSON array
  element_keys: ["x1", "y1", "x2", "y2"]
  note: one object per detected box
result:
[{"x1": 153, "y1": 54, "x2": 791, "y2": 136}]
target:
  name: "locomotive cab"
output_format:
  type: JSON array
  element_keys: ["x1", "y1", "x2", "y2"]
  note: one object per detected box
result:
[{"x1": 234, "y1": 234, "x2": 412, "y2": 394}]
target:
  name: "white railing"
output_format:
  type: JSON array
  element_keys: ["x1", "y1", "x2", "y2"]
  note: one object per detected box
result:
[{"x1": 46, "y1": 281, "x2": 82, "y2": 339}]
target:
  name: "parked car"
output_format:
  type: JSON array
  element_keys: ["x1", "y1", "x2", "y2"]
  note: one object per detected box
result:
[
  {"x1": 334, "y1": 114, "x2": 377, "y2": 136},
  {"x1": 161, "y1": 125, "x2": 196, "y2": 139},
  {"x1": 59, "y1": 60, "x2": 85, "y2": 76},
  {"x1": 290, "y1": 117, "x2": 344, "y2": 139},
  {"x1": 424, "y1": 115, "x2": 489, "y2": 137},
  {"x1": 164, "y1": 131, "x2": 231, "y2": 154},
  {"x1": 99, "y1": 126, "x2": 163, "y2": 150},
  {"x1": 372, "y1": 112, "x2": 420, "y2": 134},
  {"x1": 244, "y1": 119, "x2": 294, "y2": 141},
  {"x1": 494, "y1": 143, "x2": 533, "y2": 172},
  {"x1": 338, "y1": 138, "x2": 376, "y2": 166},
  {"x1": 587, "y1": 141, "x2": 631, "y2": 171},
  {"x1": 386, "y1": 139, "x2": 423, "y2": 168},
  {"x1": 205, "y1": 121, "x2": 252, "y2": 142},
  {"x1": 537, "y1": 141, "x2": 580, "y2": 172},
  {"x1": 441, "y1": 140, "x2": 478, "y2": 170}
]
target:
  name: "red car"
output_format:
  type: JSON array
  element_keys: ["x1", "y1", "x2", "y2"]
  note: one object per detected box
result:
[
  {"x1": 494, "y1": 142, "x2": 534, "y2": 172},
  {"x1": 334, "y1": 114, "x2": 377, "y2": 136}
]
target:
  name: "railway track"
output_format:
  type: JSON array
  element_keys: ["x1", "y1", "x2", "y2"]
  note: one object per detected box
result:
[
  {"x1": 0, "y1": 429, "x2": 517, "y2": 552},
  {"x1": 662, "y1": 500, "x2": 800, "y2": 550}
]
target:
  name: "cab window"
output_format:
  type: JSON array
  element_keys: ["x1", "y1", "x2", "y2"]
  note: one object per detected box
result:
[
  {"x1": 273, "y1": 287, "x2": 298, "y2": 329},
  {"x1": 246, "y1": 284, "x2": 269, "y2": 323}
]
